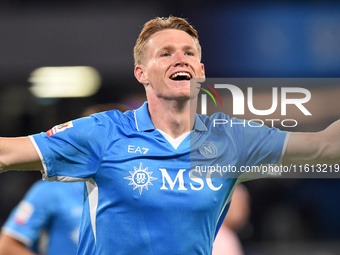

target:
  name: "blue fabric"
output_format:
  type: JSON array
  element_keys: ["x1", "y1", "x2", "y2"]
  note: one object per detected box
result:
[
  {"x1": 32, "y1": 101, "x2": 287, "y2": 255},
  {"x1": 2, "y1": 181, "x2": 83, "y2": 255}
]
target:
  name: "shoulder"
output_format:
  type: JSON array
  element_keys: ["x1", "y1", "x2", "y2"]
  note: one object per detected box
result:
[
  {"x1": 26, "y1": 180, "x2": 72, "y2": 198},
  {"x1": 26, "y1": 180, "x2": 50, "y2": 194},
  {"x1": 55, "y1": 109, "x2": 135, "y2": 141},
  {"x1": 197, "y1": 113, "x2": 287, "y2": 141},
  {"x1": 197, "y1": 112, "x2": 231, "y2": 127},
  {"x1": 197, "y1": 113, "x2": 246, "y2": 133},
  {"x1": 86, "y1": 109, "x2": 136, "y2": 130}
]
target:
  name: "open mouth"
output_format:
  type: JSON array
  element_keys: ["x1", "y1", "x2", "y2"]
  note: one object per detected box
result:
[{"x1": 170, "y1": 72, "x2": 192, "y2": 81}]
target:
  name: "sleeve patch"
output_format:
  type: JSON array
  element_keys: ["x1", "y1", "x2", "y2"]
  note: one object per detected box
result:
[
  {"x1": 47, "y1": 121, "x2": 74, "y2": 137},
  {"x1": 14, "y1": 201, "x2": 34, "y2": 225}
]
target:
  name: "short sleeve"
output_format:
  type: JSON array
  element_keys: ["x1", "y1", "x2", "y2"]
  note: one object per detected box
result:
[
  {"x1": 226, "y1": 117, "x2": 289, "y2": 180},
  {"x1": 231, "y1": 118, "x2": 288, "y2": 166},
  {"x1": 2, "y1": 181, "x2": 54, "y2": 249},
  {"x1": 31, "y1": 114, "x2": 110, "y2": 182}
]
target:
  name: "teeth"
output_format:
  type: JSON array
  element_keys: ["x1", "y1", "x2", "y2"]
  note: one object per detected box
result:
[{"x1": 170, "y1": 72, "x2": 191, "y2": 79}]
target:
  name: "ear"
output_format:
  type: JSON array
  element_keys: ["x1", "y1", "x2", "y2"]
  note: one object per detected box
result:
[
  {"x1": 134, "y1": 65, "x2": 149, "y2": 85},
  {"x1": 200, "y1": 63, "x2": 205, "y2": 78}
]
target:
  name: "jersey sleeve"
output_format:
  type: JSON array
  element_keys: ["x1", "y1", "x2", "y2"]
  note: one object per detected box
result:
[
  {"x1": 30, "y1": 113, "x2": 111, "y2": 182},
  {"x1": 1, "y1": 181, "x2": 54, "y2": 249},
  {"x1": 203, "y1": 113, "x2": 289, "y2": 180},
  {"x1": 229, "y1": 117, "x2": 289, "y2": 180},
  {"x1": 232, "y1": 118, "x2": 288, "y2": 166}
]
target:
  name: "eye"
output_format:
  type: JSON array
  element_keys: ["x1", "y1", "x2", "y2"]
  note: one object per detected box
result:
[
  {"x1": 185, "y1": 51, "x2": 194, "y2": 56},
  {"x1": 161, "y1": 52, "x2": 170, "y2": 57}
]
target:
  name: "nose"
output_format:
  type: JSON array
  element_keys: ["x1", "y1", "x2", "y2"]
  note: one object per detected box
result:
[{"x1": 173, "y1": 51, "x2": 188, "y2": 66}]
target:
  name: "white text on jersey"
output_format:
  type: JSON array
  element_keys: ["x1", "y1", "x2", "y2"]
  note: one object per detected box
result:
[{"x1": 128, "y1": 145, "x2": 149, "y2": 154}]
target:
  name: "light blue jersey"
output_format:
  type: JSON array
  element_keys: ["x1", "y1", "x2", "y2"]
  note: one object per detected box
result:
[
  {"x1": 2, "y1": 181, "x2": 83, "y2": 255},
  {"x1": 31, "y1": 102, "x2": 288, "y2": 255}
]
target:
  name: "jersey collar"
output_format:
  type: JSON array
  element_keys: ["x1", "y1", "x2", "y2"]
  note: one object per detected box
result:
[
  {"x1": 194, "y1": 114, "x2": 208, "y2": 132},
  {"x1": 134, "y1": 102, "x2": 155, "y2": 131},
  {"x1": 134, "y1": 101, "x2": 207, "y2": 132}
]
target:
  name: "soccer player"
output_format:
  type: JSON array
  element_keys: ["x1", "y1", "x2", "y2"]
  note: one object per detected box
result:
[
  {"x1": 0, "y1": 16, "x2": 340, "y2": 255},
  {"x1": 0, "y1": 103, "x2": 131, "y2": 255},
  {"x1": 0, "y1": 181, "x2": 83, "y2": 255}
]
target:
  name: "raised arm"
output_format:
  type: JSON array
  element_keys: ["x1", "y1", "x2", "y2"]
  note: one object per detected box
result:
[
  {"x1": 0, "y1": 233, "x2": 37, "y2": 255},
  {"x1": 283, "y1": 120, "x2": 340, "y2": 165},
  {"x1": 0, "y1": 137, "x2": 43, "y2": 173}
]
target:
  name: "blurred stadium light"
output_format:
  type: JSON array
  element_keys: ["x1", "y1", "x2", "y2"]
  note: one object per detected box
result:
[{"x1": 28, "y1": 66, "x2": 101, "y2": 98}]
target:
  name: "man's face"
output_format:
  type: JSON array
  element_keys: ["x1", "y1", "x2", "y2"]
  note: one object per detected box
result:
[{"x1": 136, "y1": 29, "x2": 205, "y2": 100}]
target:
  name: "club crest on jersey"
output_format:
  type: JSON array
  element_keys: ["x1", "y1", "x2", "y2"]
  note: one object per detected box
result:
[
  {"x1": 199, "y1": 141, "x2": 218, "y2": 158},
  {"x1": 47, "y1": 121, "x2": 74, "y2": 137},
  {"x1": 124, "y1": 162, "x2": 157, "y2": 195}
]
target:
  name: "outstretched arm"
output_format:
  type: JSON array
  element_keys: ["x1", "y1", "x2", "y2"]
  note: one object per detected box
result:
[
  {"x1": 283, "y1": 120, "x2": 340, "y2": 165},
  {"x1": 0, "y1": 137, "x2": 43, "y2": 173},
  {"x1": 0, "y1": 233, "x2": 37, "y2": 255}
]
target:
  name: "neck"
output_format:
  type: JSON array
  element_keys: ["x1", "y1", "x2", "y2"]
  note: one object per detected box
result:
[{"x1": 147, "y1": 95, "x2": 197, "y2": 139}]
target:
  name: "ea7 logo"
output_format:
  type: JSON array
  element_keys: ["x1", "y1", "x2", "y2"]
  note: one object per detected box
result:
[{"x1": 128, "y1": 145, "x2": 149, "y2": 154}]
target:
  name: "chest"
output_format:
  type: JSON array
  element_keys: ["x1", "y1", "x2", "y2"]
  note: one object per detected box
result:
[{"x1": 95, "y1": 133, "x2": 238, "y2": 213}]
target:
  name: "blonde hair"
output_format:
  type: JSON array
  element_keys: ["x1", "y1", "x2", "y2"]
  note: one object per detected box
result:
[{"x1": 133, "y1": 16, "x2": 201, "y2": 66}]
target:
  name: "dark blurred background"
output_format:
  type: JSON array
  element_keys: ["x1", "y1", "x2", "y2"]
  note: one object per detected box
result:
[{"x1": 1, "y1": 1, "x2": 340, "y2": 254}]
